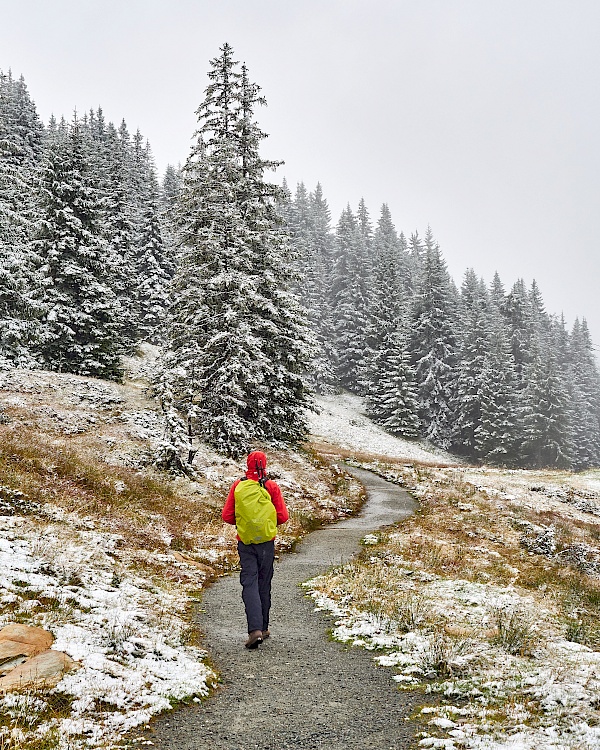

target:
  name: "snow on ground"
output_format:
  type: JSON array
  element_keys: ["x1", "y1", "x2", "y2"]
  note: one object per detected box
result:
[
  {"x1": 2, "y1": 371, "x2": 599, "y2": 749},
  {"x1": 305, "y1": 394, "x2": 600, "y2": 750},
  {"x1": 0, "y1": 366, "x2": 367, "y2": 749},
  {"x1": 309, "y1": 393, "x2": 459, "y2": 464},
  {"x1": 457, "y1": 465, "x2": 600, "y2": 522},
  {"x1": 0, "y1": 515, "x2": 216, "y2": 748},
  {"x1": 307, "y1": 569, "x2": 600, "y2": 750}
]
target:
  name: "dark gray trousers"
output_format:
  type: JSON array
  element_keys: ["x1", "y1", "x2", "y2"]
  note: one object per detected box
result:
[{"x1": 237, "y1": 539, "x2": 275, "y2": 633}]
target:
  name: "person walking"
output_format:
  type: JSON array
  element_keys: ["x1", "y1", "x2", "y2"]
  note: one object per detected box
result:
[{"x1": 222, "y1": 451, "x2": 289, "y2": 649}]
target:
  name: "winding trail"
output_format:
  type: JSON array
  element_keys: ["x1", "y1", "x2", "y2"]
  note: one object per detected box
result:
[{"x1": 150, "y1": 466, "x2": 419, "y2": 749}]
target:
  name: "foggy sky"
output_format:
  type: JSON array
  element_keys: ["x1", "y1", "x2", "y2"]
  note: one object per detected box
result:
[{"x1": 2, "y1": 0, "x2": 599, "y2": 350}]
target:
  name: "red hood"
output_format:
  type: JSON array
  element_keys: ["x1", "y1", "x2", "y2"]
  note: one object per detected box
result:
[{"x1": 246, "y1": 451, "x2": 267, "y2": 481}]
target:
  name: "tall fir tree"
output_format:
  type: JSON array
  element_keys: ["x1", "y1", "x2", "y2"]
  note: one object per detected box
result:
[
  {"x1": 164, "y1": 44, "x2": 312, "y2": 457},
  {"x1": 367, "y1": 204, "x2": 407, "y2": 347},
  {"x1": 504, "y1": 278, "x2": 533, "y2": 381},
  {"x1": 307, "y1": 182, "x2": 338, "y2": 393},
  {"x1": 159, "y1": 163, "x2": 182, "y2": 276},
  {"x1": 287, "y1": 182, "x2": 337, "y2": 393},
  {"x1": 330, "y1": 204, "x2": 371, "y2": 392},
  {"x1": 521, "y1": 335, "x2": 571, "y2": 469},
  {"x1": 409, "y1": 238, "x2": 458, "y2": 448},
  {"x1": 567, "y1": 318, "x2": 600, "y2": 469},
  {"x1": 0, "y1": 70, "x2": 44, "y2": 367},
  {"x1": 365, "y1": 325, "x2": 420, "y2": 438},
  {"x1": 474, "y1": 276, "x2": 522, "y2": 465},
  {"x1": 407, "y1": 230, "x2": 424, "y2": 292},
  {"x1": 102, "y1": 119, "x2": 139, "y2": 351},
  {"x1": 451, "y1": 269, "x2": 490, "y2": 456},
  {"x1": 133, "y1": 155, "x2": 170, "y2": 344}
]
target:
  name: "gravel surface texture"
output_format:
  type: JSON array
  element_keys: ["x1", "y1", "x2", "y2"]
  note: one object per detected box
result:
[{"x1": 149, "y1": 466, "x2": 420, "y2": 749}]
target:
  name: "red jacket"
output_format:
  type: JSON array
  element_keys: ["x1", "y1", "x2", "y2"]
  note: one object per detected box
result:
[{"x1": 222, "y1": 475, "x2": 289, "y2": 540}]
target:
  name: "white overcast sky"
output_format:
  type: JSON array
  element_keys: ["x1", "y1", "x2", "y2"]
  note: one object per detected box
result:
[{"x1": 2, "y1": 0, "x2": 599, "y2": 348}]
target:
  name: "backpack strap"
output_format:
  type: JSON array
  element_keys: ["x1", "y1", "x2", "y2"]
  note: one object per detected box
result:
[{"x1": 240, "y1": 474, "x2": 269, "y2": 490}]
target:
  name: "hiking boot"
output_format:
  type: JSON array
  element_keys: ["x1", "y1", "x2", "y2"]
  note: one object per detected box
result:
[
  {"x1": 261, "y1": 630, "x2": 270, "y2": 640},
  {"x1": 244, "y1": 630, "x2": 263, "y2": 649}
]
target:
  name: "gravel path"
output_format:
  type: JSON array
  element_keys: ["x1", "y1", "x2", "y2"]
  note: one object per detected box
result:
[{"x1": 149, "y1": 466, "x2": 420, "y2": 749}]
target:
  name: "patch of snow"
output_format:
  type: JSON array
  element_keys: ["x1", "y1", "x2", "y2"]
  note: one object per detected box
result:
[
  {"x1": 0, "y1": 523, "x2": 214, "y2": 748},
  {"x1": 309, "y1": 393, "x2": 458, "y2": 464}
]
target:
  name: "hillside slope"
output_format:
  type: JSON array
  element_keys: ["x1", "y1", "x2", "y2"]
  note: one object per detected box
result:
[
  {"x1": 309, "y1": 392, "x2": 459, "y2": 465},
  {"x1": 0, "y1": 362, "x2": 364, "y2": 750},
  {"x1": 3, "y1": 363, "x2": 599, "y2": 750}
]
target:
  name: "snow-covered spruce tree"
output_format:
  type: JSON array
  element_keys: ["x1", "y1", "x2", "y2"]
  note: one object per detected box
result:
[
  {"x1": 286, "y1": 182, "x2": 337, "y2": 394},
  {"x1": 35, "y1": 115, "x2": 123, "y2": 379},
  {"x1": 407, "y1": 230, "x2": 425, "y2": 293},
  {"x1": 450, "y1": 269, "x2": 491, "y2": 457},
  {"x1": 160, "y1": 164, "x2": 182, "y2": 276},
  {"x1": 129, "y1": 144, "x2": 171, "y2": 344},
  {"x1": 330, "y1": 204, "x2": 371, "y2": 393},
  {"x1": 161, "y1": 163, "x2": 182, "y2": 212},
  {"x1": 365, "y1": 325, "x2": 421, "y2": 438},
  {"x1": 521, "y1": 334, "x2": 571, "y2": 469},
  {"x1": 163, "y1": 44, "x2": 312, "y2": 458},
  {"x1": 504, "y1": 278, "x2": 534, "y2": 382},
  {"x1": 0, "y1": 70, "x2": 45, "y2": 367},
  {"x1": 474, "y1": 276, "x2": 522, "y2": 465},
  {"x1": 489, "y1": 271, "x2": 507, "y2": 312},
  {"x1": 366, "y1": 204, "x2": 408, "y2": 352},
  {"x1": 101, "y1": 120, "x2": 139, "y2": 352},
  {"x1": 408, "y1": 237, "x2": 458, "y2": 448},
  {"x1": 307, "y1": 183, "x2": 338, "y2": 393},
  {"x1": 360, "y1": 204, "x2": 415, "y2": 417},
  {"x1": 566, "y1": 318, "x2": 600, "y2": 469}
]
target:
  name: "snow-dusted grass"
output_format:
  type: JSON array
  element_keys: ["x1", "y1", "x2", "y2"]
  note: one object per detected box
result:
[
  {"x1": 0, "y1": 518, "x2": 214, "y2": 748},
  {"x1": 309, "y1": 392, "x2": 459, "y2": 464},
  {"x1": 0, "y1": 367, "x2": 364, "y2": 749},
  {"x1": 306, "y1": 461, "x2": 600, "y2": 749}
]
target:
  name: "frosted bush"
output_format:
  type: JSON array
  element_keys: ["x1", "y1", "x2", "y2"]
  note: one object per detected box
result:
[{"x1": 491, "y1": 604, "x2": 537, "y2": 655}]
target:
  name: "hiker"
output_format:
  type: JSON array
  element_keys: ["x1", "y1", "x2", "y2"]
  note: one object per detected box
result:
[{"x1": 222, "y1": 450, "x2": 289, "y2": 649}]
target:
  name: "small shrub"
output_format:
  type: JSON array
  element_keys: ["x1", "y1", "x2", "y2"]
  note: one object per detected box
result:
[
  {"x1": 170, "y1": 535, "x2": 194, "y2": 552},
  {"x1": 521, "y1": 525, "x2": 557, "y2": 556},
  {"x1": 565, "y1": 618, "x2": 590, "y2": 645},
  {"x1": 556, "y1": 544, "x2": 600, "y2": 576},
  {"x1": 564, "y1": 616, "x2": 600, "y2": 648},
  {"x1": 66, "y1": 572, "x2": 83, "y2": 587},
  {"x1": 288, "y1": 509, "x2": 322, "y2": 534},
  {"x1": 418, "y1": 628, "x2": 472, "y2": 678},
  {"x1": 491, "y1": 605, "x2": 537, "y2": 655},
  {"x1": 364, "y1": 594, "x2": 400, "y2": 633},
  {"x1": 392, "y1": 593, "x2": 427, "y2": 632},
  {"x1": 104, "y1": 618, "x2": 136, "y2": 653}
]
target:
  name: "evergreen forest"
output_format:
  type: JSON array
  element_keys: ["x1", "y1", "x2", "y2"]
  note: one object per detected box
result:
[{"x1": 1, "y1": 46, "x2": 600, "y2": 469}]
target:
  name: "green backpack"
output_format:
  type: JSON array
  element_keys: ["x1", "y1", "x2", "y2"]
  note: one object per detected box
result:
[{"x1": 234, "y1": 479, "x2": 277, "y2": 545}]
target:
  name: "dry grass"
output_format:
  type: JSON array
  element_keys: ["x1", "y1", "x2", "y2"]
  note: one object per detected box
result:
[
  {"x1": 0, "y1": 691, "x2": 73, "y2": 750},
  {"x1": 307, "y1": 457, "x2": 600, "y2": 745},
  {"x1": 0, "y1": 423, "x2": 218, "y2": 555},
  {"x1": 491, "y1": 604, "x2": 537, "y2": 655},
  {"x1": 0, "y1": 369, "x2": 366, "y2": 611},
  {"x1": 309, "y1": 441, "x2": 457, "y2": 469},
  {"x1": 366, "y1": 464, "x2": 600, "y2": 623}
]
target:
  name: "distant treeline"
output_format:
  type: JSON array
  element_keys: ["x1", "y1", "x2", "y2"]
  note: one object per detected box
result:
[{"x1": 281, "y1": 183, "x2": 600, "y2": 471}]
